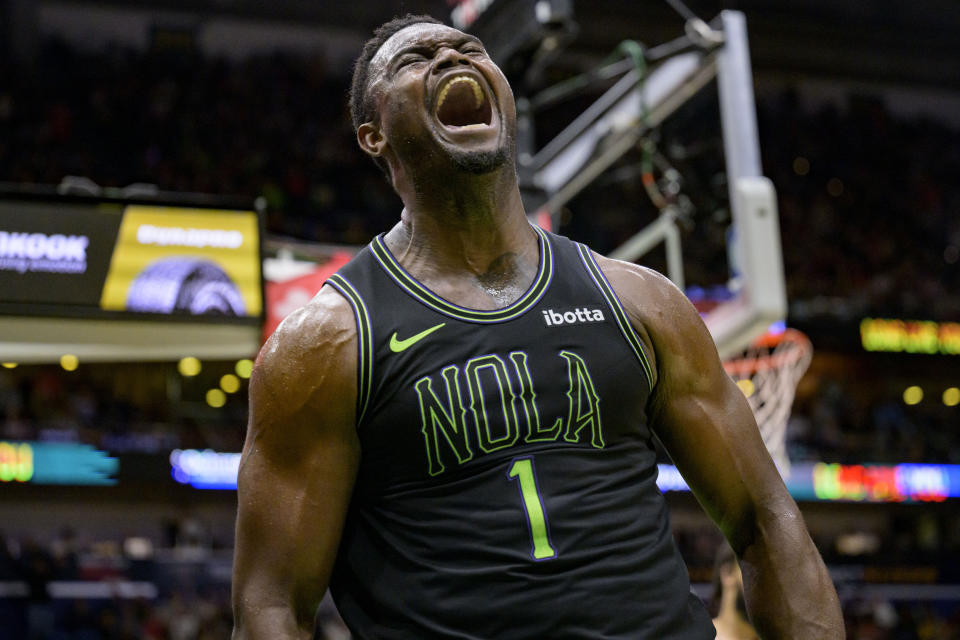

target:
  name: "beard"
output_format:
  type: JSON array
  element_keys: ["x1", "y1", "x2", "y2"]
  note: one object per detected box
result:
[
  {"x1": 448, "y1": 145, "x2": 510, "y2": 174},
  {"x1": 394, "y1": 119, "x2": 515, "y2": 188},
  {"x1": 440, "y1": 119, "x2": 514, "y2": 175}
]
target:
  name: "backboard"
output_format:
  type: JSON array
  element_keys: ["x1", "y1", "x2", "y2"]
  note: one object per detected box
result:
[{"x1": 520, "y1": 11, "x2": 786, "y2": 359}]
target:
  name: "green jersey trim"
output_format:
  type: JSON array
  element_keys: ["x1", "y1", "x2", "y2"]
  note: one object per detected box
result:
[
  {"x1": 575, "y1": 244, "x2": 655, "y2": 391},
  {"x1": 327, "y1": 273, "x2": 374, "y2": 425},
  {"x1": 369, "y1": 225, "x2": 554, "y2": 324}
]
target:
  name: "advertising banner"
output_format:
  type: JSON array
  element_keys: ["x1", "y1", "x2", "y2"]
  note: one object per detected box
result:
[
  {"x1": 657, "y1": 462, "x2": 960, "y2": 503},
  {"x1": 0, "y1": 198, "x2": 261, "y2": 323},
  {"x1": 0, "y1": 201, "x2": 122, "y2": 308},
  {"x1": 263, "y1": 251, "x2": 352, "y2": 340},
  {"x1": 100, "y1": 205, "x2": 261, "y2": 317}
]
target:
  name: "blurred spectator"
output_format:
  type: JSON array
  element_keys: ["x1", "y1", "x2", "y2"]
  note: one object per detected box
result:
[
  {"x1": 2, "y1": 41, "x2": 959, "y2": 321},
  {"x1": 0, "y1": 362, "x2": 246, "y2": 453},
  {"x1": 709, "y1": 543, "x2": 756, "y2": 640},
  {"x1": 788, "y1": 374, "x2": 960, "y2": 465},
  {"x1": 2, "y1": 34, "x2": 960, "y2": 640},
  {"x1": 762, "y1": 90, "x2": 960, "y2": 323}
]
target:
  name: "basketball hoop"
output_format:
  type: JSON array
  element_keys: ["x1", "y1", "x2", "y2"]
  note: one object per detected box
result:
[{"x1": 722, "y1": 328, "x2": 812, "y2": 478}]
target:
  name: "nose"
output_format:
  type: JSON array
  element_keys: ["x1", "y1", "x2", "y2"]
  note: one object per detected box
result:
[{"x1": 433, "y1": 48, "x2": 471, "y2": 73}]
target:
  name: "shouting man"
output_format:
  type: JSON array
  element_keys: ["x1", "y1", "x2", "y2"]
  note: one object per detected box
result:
[{"x1": 232, "y1": 14, "x2": 843, "y2": 640}]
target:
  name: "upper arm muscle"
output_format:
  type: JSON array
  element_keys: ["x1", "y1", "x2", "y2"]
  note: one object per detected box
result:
[
  {"x1": 595, "y1": 256, "x2": 790, "y2": 551},
  {"x1": 232, "y1": 285, "x2": 361, "y2": 637}
]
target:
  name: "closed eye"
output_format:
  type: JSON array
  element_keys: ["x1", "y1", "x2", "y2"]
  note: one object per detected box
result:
[{"x1": 397, "y1": 54, "x2": 427, "y2": 68}]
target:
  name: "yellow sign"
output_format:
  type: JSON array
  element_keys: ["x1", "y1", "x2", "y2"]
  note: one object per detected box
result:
[
  {"x1": 861, "y1": 318, "x2": 960, "y2": 355},
  {"x1": 101, "y1": 205, "x2": 261, "y2": 317}
]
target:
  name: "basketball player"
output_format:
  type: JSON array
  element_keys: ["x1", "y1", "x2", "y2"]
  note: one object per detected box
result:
[
  {"x1": 711, "y1": 544, "x2": 758, "y2": 640},
  {"x1": 232, "y1": 15, "x2": 843, "y2": 639}
]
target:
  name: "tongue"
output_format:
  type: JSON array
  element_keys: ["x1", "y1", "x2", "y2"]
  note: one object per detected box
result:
[{"x1": 437, "y1": 82, "x2": 491, "y2": 127}]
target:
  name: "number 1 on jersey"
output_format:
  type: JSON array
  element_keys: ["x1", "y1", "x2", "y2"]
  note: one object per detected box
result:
[{"x1": 507, "y1": 456, "x2": 557, "y2": 561}]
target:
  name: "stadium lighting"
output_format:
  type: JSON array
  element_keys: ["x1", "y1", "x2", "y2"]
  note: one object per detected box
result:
[
  {"x1": 220, "y1": 374, "x2": 240, "y2": 394},
  {"x1": 827, "y1": 177, "x2": 844, "y2": 197},
  {"x1": 178, "y1": 357, "x2": 202, "y2": 377},
  {"x1": 235, "y1": 358, "x2": 254, "y2": 379},
  {"x1": 943, "y1": 387, "x2": 960, "y2": 407},
  {"x1": 206, "y1": 389, "x2": 226, "y2": 408},
  {"x1": 60, "y1": 354, "x2": 79, "y2": 372},
  {"x1": 903, "y1": 386, "x2": 923, "y2": 405}
]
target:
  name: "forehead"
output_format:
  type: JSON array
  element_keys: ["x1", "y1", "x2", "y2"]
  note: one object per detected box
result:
[{"x1": 369, "y1": 23, "x2": 479, "y2": 76}]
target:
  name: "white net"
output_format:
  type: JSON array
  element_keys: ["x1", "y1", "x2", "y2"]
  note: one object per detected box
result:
[{"x1": 722, "y1": 328, "x2": 812, "y2": 478}]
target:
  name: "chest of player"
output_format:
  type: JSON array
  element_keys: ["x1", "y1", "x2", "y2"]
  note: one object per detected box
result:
[
  {"x1": 355, "y1": 304, "x2": 651, "y2": 492},
  {"x1": 328, "y1": 229, "x2": 655, "y2": 494}
]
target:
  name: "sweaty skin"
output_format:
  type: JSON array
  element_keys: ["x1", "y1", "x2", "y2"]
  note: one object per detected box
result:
[
  {"x1": 232, "y1": 292, "x2": 359, "y2": 639},
  {"x1": 598, "y1": 257, "x2": 841, "y2": 639},
  {"x1": 232, "y1": 21, "x2": 844, "y2": 639}
]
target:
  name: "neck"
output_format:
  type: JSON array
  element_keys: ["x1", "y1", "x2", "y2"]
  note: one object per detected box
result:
[{"x1": 387, "y1": 165, "x2": 535, "y2": 276}]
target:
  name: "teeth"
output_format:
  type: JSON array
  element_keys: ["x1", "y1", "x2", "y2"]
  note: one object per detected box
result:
[{"x1": 437, "y1": 76, "x2": 484, "y2": 110}]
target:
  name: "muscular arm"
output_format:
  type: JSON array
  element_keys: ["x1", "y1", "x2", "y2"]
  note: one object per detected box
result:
[
  {"x1": 232, "y1": 286, "x2": 361, "y2": 639},
  {"x1": 597, "y1": 256, "x2": 843, "y2": 639}
]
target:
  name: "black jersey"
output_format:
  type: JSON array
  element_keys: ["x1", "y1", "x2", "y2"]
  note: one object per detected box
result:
[{"x1": 326, "y1": 227, "x2": 714, "y2": 639}]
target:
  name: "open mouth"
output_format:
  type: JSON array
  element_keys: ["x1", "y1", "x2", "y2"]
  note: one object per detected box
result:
[{"x1": 435, "y1": 75, "x2": 493, "y2": 128}]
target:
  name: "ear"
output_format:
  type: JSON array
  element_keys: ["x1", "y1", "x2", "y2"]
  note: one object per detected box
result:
[{"x1": 357, "y1": 122, "x2": 387, "y2": 158}]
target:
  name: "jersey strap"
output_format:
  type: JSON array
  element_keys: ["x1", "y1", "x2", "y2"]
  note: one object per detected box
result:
[
  {"x1": 575, "y1": 243, "x2": 655, "y2": 390},
  {"x1": 326, "y1": 273, "x2": 374, "y2": 424}
]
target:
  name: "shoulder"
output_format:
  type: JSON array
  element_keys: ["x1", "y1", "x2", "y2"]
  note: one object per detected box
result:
[
  {"x1": 250, "y1": 284, "x2": 359, "y2": 426},
  {"x1": 590, "y1": 252, "x2": 684, "y2": 316},
  {"x1": 589, "y1": 251, "x2": 719, "y2": 386}
]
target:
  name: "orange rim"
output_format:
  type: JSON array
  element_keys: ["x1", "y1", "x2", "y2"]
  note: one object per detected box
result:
[{"x1": 722, "y1": 328, "x2": 812, "y2": 376}]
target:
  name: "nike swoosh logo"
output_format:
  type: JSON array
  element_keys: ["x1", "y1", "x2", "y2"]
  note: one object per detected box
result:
[{"x1": 389, "y1": 323, "x2": 446, "y2": 353}]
